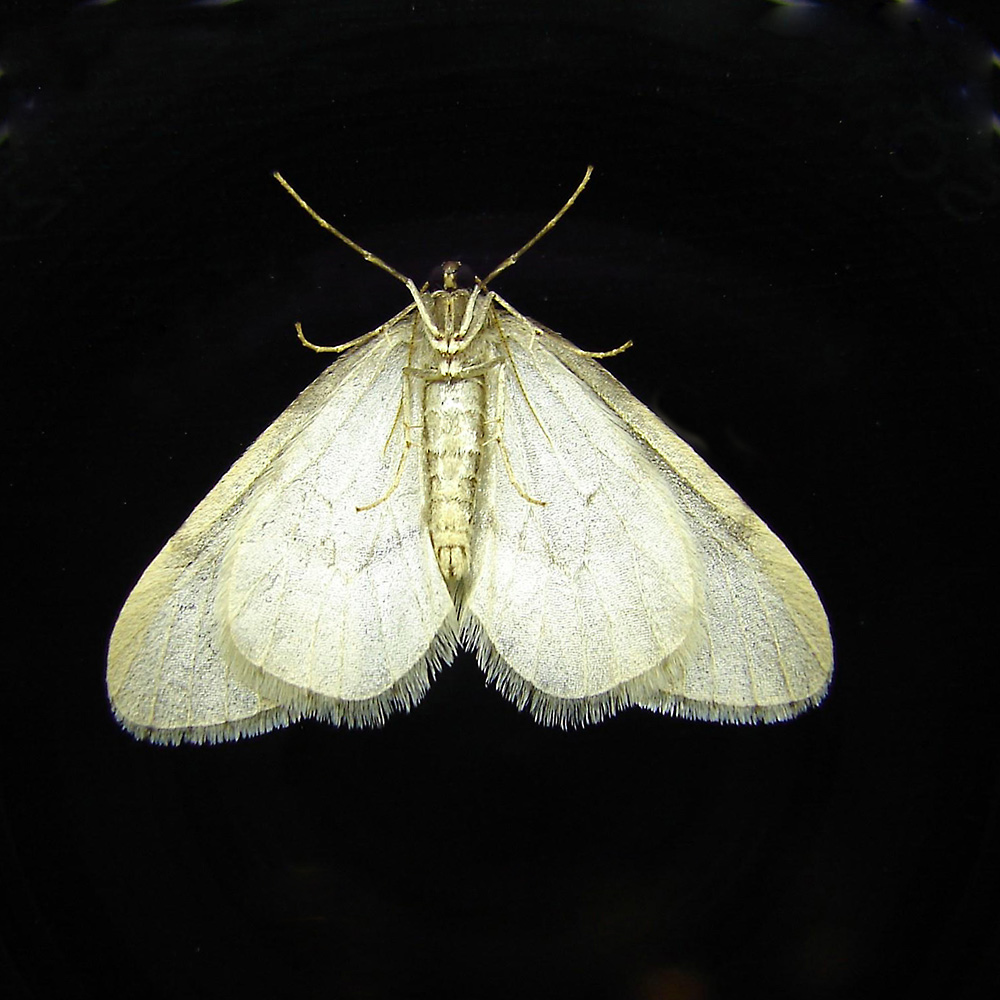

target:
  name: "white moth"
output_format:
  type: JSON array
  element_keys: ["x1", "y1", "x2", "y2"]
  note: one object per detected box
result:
[{"x1": 107, "y1": 168, "x2": 833, "y2": 743}]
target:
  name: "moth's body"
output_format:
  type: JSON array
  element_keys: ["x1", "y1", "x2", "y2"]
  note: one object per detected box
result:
[
  {"x1": 106, "y1": 171, "x2": 833, "y2": 744},
  {"x1": 416, "y1": 274, "x2": 493, "y2": 582}
]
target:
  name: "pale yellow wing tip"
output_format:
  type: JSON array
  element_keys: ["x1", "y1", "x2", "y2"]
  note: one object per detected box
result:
[
  {"x1": 646, "y1": 687, "x2": 832, "y2": 726},
  {"x1": 108, "y1": 704, "x2": 300, "y2": 746}
]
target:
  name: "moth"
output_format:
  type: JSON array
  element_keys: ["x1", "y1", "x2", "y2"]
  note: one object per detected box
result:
[{"x1": 107, "y1": 168, "x2": 833, "y2": 743}]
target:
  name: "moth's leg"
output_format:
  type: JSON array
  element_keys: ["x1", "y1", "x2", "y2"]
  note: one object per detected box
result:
[
  {"x1": 491, "y1": 292, "x2": 631, "y2": 358},
  {"x1": 295, "y1": 304, "x2": 417, "y2": 354},
  {"x1": 453, "y1": 288, "x2": 489, "y2": 347},
  {"x1": 354, "y1": 366, "x2": 422, "y2": 512},
  {"x1": 489, "y1": 367, "x2": 545, "y2": 507},
  {"x1": 488, "y1": 304, "x2": 554, "y2": 454},
  {"x1": 569, "y1": 340, "x2": 632, "y2": 358},
  {"x1": 569, "y1": 340, "x2": 633, "y2": 359}
]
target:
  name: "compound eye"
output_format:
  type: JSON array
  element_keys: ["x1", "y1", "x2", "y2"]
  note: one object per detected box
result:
[{"x1": 426, "y1": 260, "x2": 475, "y2": 291}]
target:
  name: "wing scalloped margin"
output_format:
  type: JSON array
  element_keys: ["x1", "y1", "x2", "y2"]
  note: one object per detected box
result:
[{"x1": 457, "y1": 314, "x2": 833, "y2": 727}]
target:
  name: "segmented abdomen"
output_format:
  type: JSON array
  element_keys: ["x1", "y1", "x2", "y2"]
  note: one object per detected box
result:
[{"x1": 423, "y1": 378, "x2": 485, "y2": 581}]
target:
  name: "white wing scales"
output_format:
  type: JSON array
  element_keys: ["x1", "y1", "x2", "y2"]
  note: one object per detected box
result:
[
  {"x1": 108, "y1": 312, "x2": 455, "y2": 743},
  {"x1": 459, "y1": 313, "x2": 832, "y2": 724},
  {"x1": 109, "y1": 543, "x2": 286, "y2": 741}
]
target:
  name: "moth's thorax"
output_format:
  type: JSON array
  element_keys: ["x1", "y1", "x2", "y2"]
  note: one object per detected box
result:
[
  {"x1": 426, "y1": 287, "x2": 474, "y2": 338},
  {"x1": 415, "y1": 286, "x2": 493, "y2": 381}
]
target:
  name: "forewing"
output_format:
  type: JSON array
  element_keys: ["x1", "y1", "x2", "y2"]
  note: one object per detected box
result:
[
  {"x1": 462, "y1": 311, "x2": 832, "y2": 725},
  {"x1": 108, "y1": 312, "x2": 456, "y2": 742}
]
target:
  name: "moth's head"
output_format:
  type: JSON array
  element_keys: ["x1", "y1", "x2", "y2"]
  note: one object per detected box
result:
[{"x1": 426, "y1": 260, "x2": 476, "y2": 292}]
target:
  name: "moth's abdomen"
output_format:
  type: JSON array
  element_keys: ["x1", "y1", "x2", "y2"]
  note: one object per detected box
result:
[{"x1": 424, "y1": 378, "x2": 485, "y2": 581}]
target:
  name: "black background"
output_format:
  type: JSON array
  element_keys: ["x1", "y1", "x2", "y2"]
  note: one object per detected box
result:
[{"x1": 4, "y1": 2, "x2": 997, "y2": 998}]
